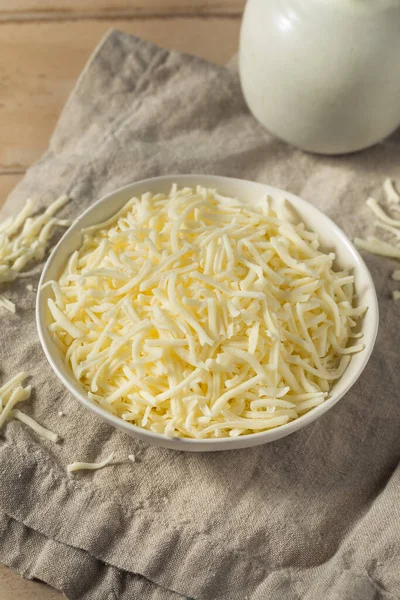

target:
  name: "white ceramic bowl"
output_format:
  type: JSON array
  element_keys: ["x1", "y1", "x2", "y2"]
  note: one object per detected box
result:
[{"x1": 36, "y1": 175, "x2": 379, "y2": 452}]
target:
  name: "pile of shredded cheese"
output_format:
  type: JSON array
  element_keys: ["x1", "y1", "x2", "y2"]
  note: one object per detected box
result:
[
  {"x1": 45, "y1": 185, "x2": 364, "y2": 439},
  {"x1": 354, "y1": 178, "x2": 400, "y2": 300},
  {"x1": 0, "y1": 195, "x2": 71, "y2": 312},
  {"x1": 0, "y1": 372, "x2": 58, "y2": 442}
]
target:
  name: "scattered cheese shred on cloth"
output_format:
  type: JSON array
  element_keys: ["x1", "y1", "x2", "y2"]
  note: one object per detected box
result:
[
  {"x1": 0, "y1": 373, "x2": 58, "y2": 442},
  {"x1": 0, "y1": 195, "x2": 70, "y2": 284},
  {"x1": 67, "y1": 452, "x2": 114, "y2": 473},
  {"x1": 0, "y1": 30, "x2": 399, "y2": 600},
  {"x1": 354, "y1": 178, "x2": 400, "y2": 300},
  {"x1": 0, "y1": 194, "x2": 70, "y2": 311}
]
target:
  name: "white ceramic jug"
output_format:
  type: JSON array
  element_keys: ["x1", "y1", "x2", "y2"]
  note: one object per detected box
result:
[{"x1": 239, "y1": 0, "x2": 400, "y2": 155}]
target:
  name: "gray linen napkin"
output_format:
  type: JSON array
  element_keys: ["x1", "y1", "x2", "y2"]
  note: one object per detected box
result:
[{"x1": 0, "y1": 29, "x2": 400, "y2": 600}]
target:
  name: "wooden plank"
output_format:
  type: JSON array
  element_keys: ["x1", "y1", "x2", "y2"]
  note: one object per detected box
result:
[
  {"x1": 0, "y1": 1, "x2": 245, "y2": 20},
  {"x1": 0, "y1": 174, "x2": 24, "y2": 208},
  {"x1": 0, "y1": 564, "x2": 62, "y2": 600},
  {"x1": 0, "y1": 17, "x2": 240, "y2": 171}
]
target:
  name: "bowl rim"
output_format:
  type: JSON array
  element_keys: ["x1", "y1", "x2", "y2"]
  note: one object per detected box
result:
[{"x1": 36, "y1": 174, "x2": 379, "y2": 450}]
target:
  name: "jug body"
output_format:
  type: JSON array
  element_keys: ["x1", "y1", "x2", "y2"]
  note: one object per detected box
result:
[{"x1": 239, "y1": 0, "x2": 400, "y2": 154}]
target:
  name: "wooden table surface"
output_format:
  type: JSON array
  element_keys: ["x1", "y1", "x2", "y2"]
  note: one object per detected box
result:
[{"x1": 0, "y1": 1, "x2": 244, "y2": 598}]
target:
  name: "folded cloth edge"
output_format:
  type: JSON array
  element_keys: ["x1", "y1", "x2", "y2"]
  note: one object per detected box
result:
[{"x1": 0, "y1": 509, "x2": 186, "y2": 600}]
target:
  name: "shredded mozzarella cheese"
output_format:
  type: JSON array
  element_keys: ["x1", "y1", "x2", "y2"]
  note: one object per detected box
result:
[
  {"x1": 11, "y1": 409, "x2": 59, "y2": 443},
  {"x1": 45, "y1": 186, "x2": 364, "y2": 439},
  {"x1": 67, "y1": 452, "x2": 114, "y2": 473},
  {"x1": 0, "y1": 383, "x2": 31, "y2": 428},
  {"x1": 383, "y1": 178, "x2": 400, "y2": 206},
  {"x1": 366, "y1": 197, "x2": 400, "y2": 227},
  {"x1": 0, "y1": 372, "x2": 58, "y2": 441},
  {"x1": 0, "y1": 295, "x2": 16, "y2": 313},
  {"x1": 354, "y1": 179, "x2": 400, "y2": 298},
  {"x1": 392, "y1": 270, "x2": 400, "y2": 281},
  {"x1": 354, "y1": 237, "x2": 400, "y2": 259},
  {"x1": 0, "y1": 195, "x2": 70, "y2": 284}
]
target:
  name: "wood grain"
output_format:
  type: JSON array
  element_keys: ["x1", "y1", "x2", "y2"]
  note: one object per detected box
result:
[
  {"x1": 0, "y1": 565, "x2": 62, "y2": 600},
  {"x1": 0, "y1": 17, "x2": 240, "y2": 171},
  {"x1": 0, "y1": 1, "x2": 245, "y2": 20}
]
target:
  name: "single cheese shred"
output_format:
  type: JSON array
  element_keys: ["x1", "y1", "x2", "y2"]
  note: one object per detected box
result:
[
  {"x1": 45, "y1": 185, "x2": 365, "y2": 439},
  {"x1": 67, "y1": 452, "x2": 115, "y2": 473},
  {"x1": 11, "y1": 409, "x2": 59, "y2": 443}
]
